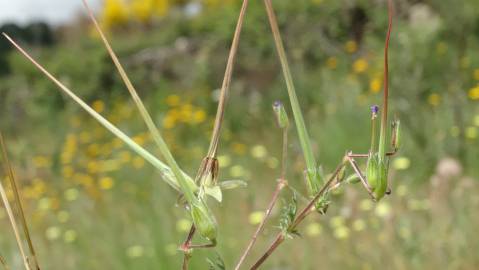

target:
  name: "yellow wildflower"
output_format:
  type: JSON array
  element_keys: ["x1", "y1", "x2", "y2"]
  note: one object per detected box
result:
[
  {"x1": 99, "y1": 176, "x2": 114, "y2": 190},
  {"x1": 427, "y1": 93, "x2": 441, "y2": 106},
  {"x1": 465, "y1": 126, "x2": 477, "y2": 139},
  {"x1": 248, "y1": 211, "x2": 264, "y2": 225},
  {"x1": 101, "y1": 0, "x2": 129, "y2": 29},
  {"x1": 474, "y1": 69, "x2": 479, "y2": 81},
  {"x1": 232, "y1": 143, "x2": 246, "y2": 155},
  {"x1": 468, "y1": 85, "x2": 479, "y2": 100},
  {"x1": 345, "y1": 40, "x2": 357, "y2": 54},
  {"x1": 369, "y1": 77, "x2": 382, "y2": 93},
  {"x1": 92, "y1": 100, "x2": 105, "y2": 113},
  {"x1": 326, "y1": 57, "x2": 337, "y2": 69},
  {"x1": 132, "y1": 156, "x2": 145, "y2": 169},
  {"x1": 353, "y1": 58, "x2": 368, "y2": 74}
]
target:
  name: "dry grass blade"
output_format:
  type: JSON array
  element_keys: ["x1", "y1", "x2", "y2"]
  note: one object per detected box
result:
[
  {"x1": 0, "y1": 134, "x2": 40, "y2": 270},
  {"x1": 82, "y1": 0, "x2": 197, "y2": 202},
  {"x1": 0, "y1": 172, "x2": 31, "y2": 270},
  {"x1": 1, "y1": 33, "x2": 196, "y2": 193}
]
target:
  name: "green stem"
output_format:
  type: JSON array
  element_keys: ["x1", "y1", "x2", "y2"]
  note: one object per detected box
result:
[{"x1": 264, "y1": 0, "x2": 320, "y2": 188}]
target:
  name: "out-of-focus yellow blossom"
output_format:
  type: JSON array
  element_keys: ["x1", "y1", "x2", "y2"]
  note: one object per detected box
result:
[
  {"x1": 87, "y1": 144, "x2": 101, "y2": 157},
  {"x1": 266, "y1": 157, "x2": 279, "y2": 169},
  {"x1": 218, "y1": 155, "x2": 231, "y2": 168},
  {"x1": 57, "y1": 211, "x2": 70, "y2": 223},
  {"x1": 232, "y1": 143, "x2": 246, "y2": 155},
  {"x1": 359, "y1": 199, "x2": 373, "y2": 211},
  {"x1": 248, "y1": 211, "x2": 264, "y2": 225},
  {"x1": 369, "y1": 77, "x2": 382, "y2": 93},
  {"x1": 474, "y1": 69, "x2": 479, "y2": 81},
  {"x1": 468, "y1": 85, "x2": 479, "y2": 100},
  {"x1": 101, "y1": 0, "x2": 129, "y2": 29},
  {"x1": 69, "y1": 116, "x2": 82, "y2": 128},
  {"x1": 163, "y1": 114, "x2": 176, "y2": 129},
  {"x1": 64, "y1": 188, "x2": 79, "y2": 201},
  {"x1": 166, "y1": 94, "x2": 180, "y2": 106},
  {"x1": 326, "y1": 57, "x2": 337, "y2": 69},
  {"x1": 192, "y1": 109, "x2": 207, "y2": 124},
  {"x1": 133, "y1": 134, "x2": 146, "y2": 146},
  {"x1": 393, "y1": 157, "x2": 410, "y2": 170},
  {"x1": 126, "y1": 245, "x2": 145, "y2": 258},
  {"x1": 333, "y1": 226, "x2": 350, "y2": 239},
  {"x1": 474, "y1": 115, "x2": 479, "y2": 127},
  {"x1": 305, "y1": 222, "x2": 322, "y2": 237},
  {"x1": 375, "y1": 201, "x2": 391, "y2": 218},
  {"x1": 63, "y1": 230, "x2": 77, "y2": 243},
  {"x1": 92, "y1": 100, "x2": 105, "y2": 113},
  {"x1": 352, "y1": 219, "x2": 366, "y2": 231},
  {"x1": 46, "y1": 226, "x2": 61, "y2": 241},
  {"x1": 465, "y1": 126, "x2": 477, "y2": 139},
  {"x1": 38, "y1": 197, "x2": 51, "y2": 211},
  {"x1": 176, "y1": 218, "x2": 192, "y2": 233},
  {"x1": 436, "y1": 42, "x2": 447, "y2": 55},
  {"x1": 112, "y1": 138, "x2": 124, "y2": 148},
  {"x1": 329, "y1": 216, "x2": 345, "y2": 228},
  {"x1": 119, "y1": 151, "x2": 132, "y2": 163},
  {"x1": 345, "y1": 40, "x2": 358, "y2": 54},
  {"x1": 353, "y1": 58, "x2": 368, "y2": 74},
  {"x1": 131, "y1": 0, "x2": 170, "y2": 23},
  {"x1": 62, "y1": 166, "x2": 74, "y2": 178},
  {"x1": 87, "y1": 161, "x2": 100, "y2": 174},
  {"x1": 251, "y1": 144, "x2": 267, "y2": 159},
  {"x1": 79, "y1": 131, "x2": 92, "y2": 144},
  {"x1": 311, "y1": 0, "x2": 323, "y2": 5},
  {"x1": 427, "y1": 93, "x2": 441, "y2": 106},
  {"x1": 99, "y1": 176, "x2": 114, "y2": 190},
  {"x1": 230, "y1": 165, "x2": 246, "y2": 177}
]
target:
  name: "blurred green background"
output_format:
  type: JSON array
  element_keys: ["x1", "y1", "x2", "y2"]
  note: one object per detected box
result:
[{"x1": 0, "y1": 0, "x2": 479, "y2": 269}]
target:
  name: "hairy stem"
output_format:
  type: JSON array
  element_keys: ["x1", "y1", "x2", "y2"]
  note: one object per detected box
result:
[
  {"x1": 234, "y1": 128, "x2": 288, "y2": 270},
  {"x1": 248, "y1": 160, "x2": 346, "y2": 269}
]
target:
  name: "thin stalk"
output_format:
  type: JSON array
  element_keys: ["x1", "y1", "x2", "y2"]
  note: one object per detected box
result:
[
  {"x1": 2, "y1": 33, "x2": 197, "y2": 193},
  {"x1": 206, "y1": 0, "x2": 249, "y2": 158},
  {"x1": 0, "y1": 134, "x2": 40, "y2": 270},
  {"x1": 263, "y1": 0, "x2": 321, "y2": 192},
  {"x1": 248, "y1": 159, "x2": 346, "y2": 270},
  {"x1": 82, "y1": 0, "x2": 196, "y2": 204},
  {"x1": 181, "y1": 1, "x2": 249, "y2": 267},
  {"x1": 378, "y1": 0, "x2": 393, "y2": 158},
  {"x1": 234, "y1": 129, "x2": 288, "y2": 270},
  {"x1": 0, "y1": 180, "x2": 31, "y2": 270}
]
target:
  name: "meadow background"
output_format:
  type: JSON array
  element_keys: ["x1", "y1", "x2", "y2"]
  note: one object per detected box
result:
[{"x1": 0, "y1": 0, "x2": 479, "y2": 269}]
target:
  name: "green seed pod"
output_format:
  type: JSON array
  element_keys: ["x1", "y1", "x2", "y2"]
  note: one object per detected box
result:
[
  {"x1": 272, "y1": 101, "x2": 289, "y2": 129},
  {"x1": 366, "y1": 154, "x2": 380, "y2": 190},
  {"x1": 392, "y1": 119, "x2": 400, "y2": 151},
  {"x1": 190, "y1": 200, "x2": 217, "y2": 241},
  {"x1": 367, "y1": 153, "x2": 389, "y2": 200}
]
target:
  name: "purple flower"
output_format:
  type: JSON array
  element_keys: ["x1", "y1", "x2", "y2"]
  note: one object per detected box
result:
[{"x1": 371, "y1": 105, "x2": 379, "y2": 115}]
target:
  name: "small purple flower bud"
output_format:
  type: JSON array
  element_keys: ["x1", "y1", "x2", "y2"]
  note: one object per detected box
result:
[
  {"x1": 371, "y1": 105, "x2": 379, "y2": 118},
  {"x1": 273, "y1": 100, "x2": 282, "y2": 109},
  {"x1": 272, "y1": 100, "x2": 289, "y2": 128}
]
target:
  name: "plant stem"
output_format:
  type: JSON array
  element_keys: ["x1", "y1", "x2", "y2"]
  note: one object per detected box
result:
[
  {"x1": 180, "y1": 1, "x2": 249, "y2": 267},
  {"x1": 0, "y1": 133, "x2": 40, "y2": 270},
  {"x1": 1, "y1": 33, "x2": 196, "y2": 193},
  {"x1": 263, "y1": 0, "x2": 321, "y2": 193},
  {"x1": 206, "y1": 0, "x2": 249, "y2": 158},
  {"x1": 248, "y1": 159, "x2": 346, "y2": 269},
  {"x1": 234, "y1": 128, "x2": 288, "y2": 270}
]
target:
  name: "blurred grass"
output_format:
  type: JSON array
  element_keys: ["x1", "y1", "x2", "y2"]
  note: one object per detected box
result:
[{"x1": 0, "y1": 0, "x2": 479, "y2": 269}]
